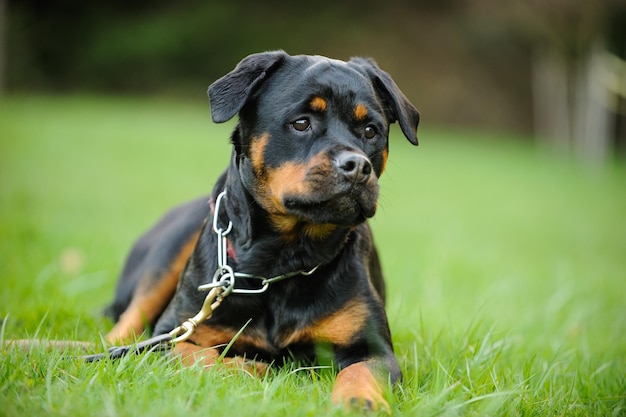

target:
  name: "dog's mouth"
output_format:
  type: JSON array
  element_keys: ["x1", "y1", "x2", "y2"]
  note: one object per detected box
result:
[{"x1": 282, "y1": 185, "x2": 378, "y2": 227}]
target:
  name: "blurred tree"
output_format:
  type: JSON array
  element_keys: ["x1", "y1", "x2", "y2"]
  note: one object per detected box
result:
[
  {"x1": 469, "y1": 0, "x2": 625, "y2": 164},
  {"x1": 606, "y1": 7, "x2": 626, "y2": 156}
]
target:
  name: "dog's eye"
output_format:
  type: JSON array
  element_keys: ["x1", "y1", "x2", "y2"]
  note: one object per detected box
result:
[
  {"x1": 364, "y1": 125, "x2": 377, "y2": 139},
  {"x1": 292, "y1": 119, "x2": 311, "y2": 132}
]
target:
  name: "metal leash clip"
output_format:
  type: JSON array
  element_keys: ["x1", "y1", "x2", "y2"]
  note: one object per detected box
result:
[{"x1": 169, "y1": 285, "x2": 225, "y2": 343}]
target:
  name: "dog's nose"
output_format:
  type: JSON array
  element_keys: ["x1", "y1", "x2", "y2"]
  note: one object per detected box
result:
[{"x1": 335, "y1": 151, "x2": 372, "y2": 183}]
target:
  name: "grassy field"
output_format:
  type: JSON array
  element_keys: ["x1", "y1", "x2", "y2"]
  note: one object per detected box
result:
[{"x1": 1, "y1": 95, "x2": 625, "y2": 416}]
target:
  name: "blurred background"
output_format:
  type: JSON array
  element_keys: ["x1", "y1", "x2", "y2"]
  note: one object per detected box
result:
[{"x1": 2, "y1": 0, "x2": 626, "y2": 164}]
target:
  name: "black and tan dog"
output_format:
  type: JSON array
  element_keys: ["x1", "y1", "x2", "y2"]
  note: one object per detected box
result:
[{"x1": 105, "y1": 51, "x2": 419, "y2": 411}]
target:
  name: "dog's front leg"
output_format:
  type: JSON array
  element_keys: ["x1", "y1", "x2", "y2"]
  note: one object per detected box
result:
[{"x1": 331, "y1": 359, "x2": 396, "y2": 413}]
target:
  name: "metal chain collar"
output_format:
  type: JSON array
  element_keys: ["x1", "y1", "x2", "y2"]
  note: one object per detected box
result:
[{"x1": 169, "y1": 190, "x2": 320, "y2": 343}]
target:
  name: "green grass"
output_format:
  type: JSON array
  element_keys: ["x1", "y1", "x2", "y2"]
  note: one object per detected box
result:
[{"x1": 1, "y1": 95, "x2": 625, "y2": 416}]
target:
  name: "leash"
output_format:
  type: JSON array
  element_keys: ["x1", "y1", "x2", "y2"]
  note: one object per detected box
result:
[
  {"x1": 85, "y1": 190, "x2": 319, "y2": 361},
  {"x1": 82, "y1": 333, "x2": 173, "y2": 362}
]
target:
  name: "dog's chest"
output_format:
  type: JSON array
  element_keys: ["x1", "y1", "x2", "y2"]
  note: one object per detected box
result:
[{"x1": 195, "y1": 293, "x2": 368, "y2": 361}]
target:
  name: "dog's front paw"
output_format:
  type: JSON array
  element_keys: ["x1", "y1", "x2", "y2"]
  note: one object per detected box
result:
[
  {"x1": 330, "y1": 363, "x2": 391, "y2": 414},
  {"x1": 221, "y1": 356, "x2": 270, "y2": 378}
]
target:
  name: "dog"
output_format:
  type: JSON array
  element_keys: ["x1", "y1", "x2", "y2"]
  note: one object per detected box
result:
[{"x1": 104, "y1": 50, "x2": 419, "y2": 412}]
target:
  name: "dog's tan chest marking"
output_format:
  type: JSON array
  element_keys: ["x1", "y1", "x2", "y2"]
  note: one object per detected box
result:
[
  {"x1": 189, "y1": 323, "x2": 273, "y2": 353},
  {"x1": 187, "y1": 298, "x2": 369, "y2": 356},
  {"x1": 277, "y1": 298, "x2": 369, "y2": 348}
]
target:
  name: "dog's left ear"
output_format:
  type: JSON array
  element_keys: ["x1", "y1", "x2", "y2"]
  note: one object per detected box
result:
[
  {"x1": 349, "y1": 58, "x2": 420, "y2": 146},
  {"x1": 209, "y1": 50, "x2": 288, "y2": 123}
]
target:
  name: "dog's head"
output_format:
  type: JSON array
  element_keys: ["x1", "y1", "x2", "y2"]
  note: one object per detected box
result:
[{"x1": 208, "y1": 51, "x2": 419, "y2": 236}]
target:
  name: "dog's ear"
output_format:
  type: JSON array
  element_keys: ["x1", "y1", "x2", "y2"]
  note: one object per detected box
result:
[
  {"x1": 349, "y1": 58, "x2": 420, "y2": 146},
  {"x1": 208, "y1": 51, "x2": 288, "y2": 123}
]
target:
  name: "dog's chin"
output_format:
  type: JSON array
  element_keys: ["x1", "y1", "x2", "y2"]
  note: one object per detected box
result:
[{"x1": 283, "y1": 192, "x2": 377, "y2": 227}]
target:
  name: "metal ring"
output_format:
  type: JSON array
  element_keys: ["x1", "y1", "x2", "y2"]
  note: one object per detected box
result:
[
  {"x1": 231, "y1": 282, "x2": 270, "y2": 294},
  {"x1": 212, "y1": 265, "x2": 235, "y2": 296}
]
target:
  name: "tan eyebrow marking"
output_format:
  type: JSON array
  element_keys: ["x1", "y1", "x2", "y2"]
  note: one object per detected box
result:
[
  {"x1": 310, "y1": 97, "x2": 327, "y2": 112},
  {"x1": 354, "y1": 103, "x2": 368, "y2": 120}
]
